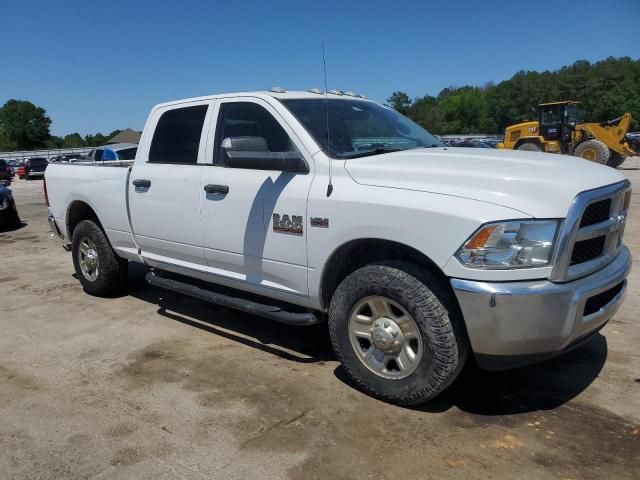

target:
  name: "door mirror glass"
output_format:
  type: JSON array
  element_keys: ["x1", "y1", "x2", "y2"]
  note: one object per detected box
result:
[{"x1": 222, "y1": 137, "x2": 308, "y2": 173}]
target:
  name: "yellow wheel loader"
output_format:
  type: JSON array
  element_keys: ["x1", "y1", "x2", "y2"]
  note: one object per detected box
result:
[{"x1": 497, "y1": 101, "x2": 638, "y2": 168}]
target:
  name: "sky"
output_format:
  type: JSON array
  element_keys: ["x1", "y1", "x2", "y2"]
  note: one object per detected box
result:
[{"x1": 1, "y1": 0, "x2": 639, "y2": 137}]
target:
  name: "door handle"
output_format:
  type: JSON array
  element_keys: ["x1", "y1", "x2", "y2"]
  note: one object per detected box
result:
[
  {"x1": 204, "y1": 184, "x2": 229, "y2": 195},
  {"x1": 133, "y1": 179, "x2": 151, "y2": 188}
]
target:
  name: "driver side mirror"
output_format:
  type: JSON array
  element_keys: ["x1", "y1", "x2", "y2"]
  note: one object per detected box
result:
[{"x1": 221, "y1": 137, "x2": 308, "y2": 174}]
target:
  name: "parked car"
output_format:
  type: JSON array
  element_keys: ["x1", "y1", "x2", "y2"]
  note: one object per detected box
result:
[
  {"x1": 450, "y1": 139, "x2": 492, "y2": 148},
  {"x1": 7, "y1": 159, "x2": 20, "y2": 177},
  {"x1": 81, "y1": 143, "x2": 138, "y2": 162},
  {"x1": 50, "y1": 154, "x2": 82, "y2": 163},
  {"x1": 627, "y1": 133, "x2": 640, "y2": 155},
  {"x1": 478, "y1": 138, "x2": 501, "y2": 148},
  {"x1": 0, "y1": 159, "x2": 13, "y2": 185},
  {"x1": 45, "y1": 89, "x2": 631, "y2": 405},
  {"x1": 22, "y1": 157, "x2": 48, "y2": 179},
  {"x1": 0, "y1": 184, "x2": 20, "y2": 230}
]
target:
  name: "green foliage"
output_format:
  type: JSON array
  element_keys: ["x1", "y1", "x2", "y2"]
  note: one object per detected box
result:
[
  {"x1": 0, "y1": 99, "x2": 52, "y2": 150},
  {"x1": 62, "y1": 133, "x2": 86, "y2": 148},
  {"x1": 84, "y1": 133, "x2": 109, "y2": 147},
  {"x1": 386, "y1": 92, "x2": 412, "y2": 114},
  {"x1": 0, "y1": 99, "x2": 125, "y2": 152},
  {"x1": 389, "y1": 56, "x2": 640, "y2": 134}
]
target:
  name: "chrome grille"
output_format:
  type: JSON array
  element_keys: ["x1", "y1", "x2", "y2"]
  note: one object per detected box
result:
[
  {"x1": 550, "y1": 180, "x2": 630, "y2": 282},
  {"x1": 570, "y1": 236, "x2": 606, "y2": 265},
  {"x1": 579, "y1": 198, "x2": 611, "y2": 227}
]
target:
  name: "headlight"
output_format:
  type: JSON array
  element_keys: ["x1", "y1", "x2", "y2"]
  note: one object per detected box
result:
[{"x1": 456, "y1": 220, "x2": 559, "y2": 269}]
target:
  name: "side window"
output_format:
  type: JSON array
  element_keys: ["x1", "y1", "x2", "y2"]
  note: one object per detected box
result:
[
  {"x1": 102, "y1": 148, "x2": 117, "y2": 161},
  {"x1": 149, "y1": 105, "x2": 208, "y2": 164},
  {"x1": 116, "y1": 147, "x2": 137, "y2": 160},
  {"x1": 94, "y1": 149, "x2": 104, "y2": 161},
  {"x1": 214, "y1": 102, "x2": 295, "y2": 165}
]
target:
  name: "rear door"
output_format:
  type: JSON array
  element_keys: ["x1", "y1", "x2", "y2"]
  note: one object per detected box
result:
[
  {"x1": 199, "y1": 97, "x2": 314, "y2": 297},
  {"x1": 128, "y1": 101, "x2": 213, "y2": 270}
]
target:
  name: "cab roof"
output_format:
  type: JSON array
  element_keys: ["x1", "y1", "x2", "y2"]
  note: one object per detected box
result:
[{"x1": 152, "y1": 90, "x2": 372, "y2": 110}]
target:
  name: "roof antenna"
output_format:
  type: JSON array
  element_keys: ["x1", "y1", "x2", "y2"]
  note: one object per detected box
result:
[{"x1": 323, "y1": 42, "x2": 333, "y2": 197}]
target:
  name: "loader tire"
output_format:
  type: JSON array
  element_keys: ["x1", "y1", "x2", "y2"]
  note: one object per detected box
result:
[
  {"x1": 516, "y1": 142, "x2": 542, "y2": 152},
  {"x1": 607, "y1": 152, "x2": 626, "y2": 169},
  {"x1": 573, "y1": 140, "x2": 610, "y2": 165}
]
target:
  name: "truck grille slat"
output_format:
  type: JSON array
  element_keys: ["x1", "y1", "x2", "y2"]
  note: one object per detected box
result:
[
  {"x1": 570, "y1": 237, "x2": 606, "y2": 265},
  {"x1": 579, "y1": 198, "x2": 611, "y2": 227}
]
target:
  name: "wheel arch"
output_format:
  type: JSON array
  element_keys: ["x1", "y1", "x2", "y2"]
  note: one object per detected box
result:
[
  {"x1": 319, "y1": 238, "x2": 450, "y2": 310},
  {"x1": 66, "y1": 200, "x2": 103, "y2": 240},
  {"x1": 513, "y1": 137, "x2": 544, "y2": 150}
]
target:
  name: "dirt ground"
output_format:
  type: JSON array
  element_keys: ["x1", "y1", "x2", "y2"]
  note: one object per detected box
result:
[{"x1": 1, "y1": 166, "x2": 639, "y2": 480}]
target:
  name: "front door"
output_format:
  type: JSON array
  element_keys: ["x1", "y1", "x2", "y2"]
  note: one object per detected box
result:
[
  {"x1": 199, "y1": 98, "x2": 314, "y2": 297},
  {"x1": 129, "y1": 101, "x2": 212, "y2": 269}
]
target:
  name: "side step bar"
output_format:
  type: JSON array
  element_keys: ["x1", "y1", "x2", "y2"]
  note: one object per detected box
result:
[{"x1": 145, "y1": 271, "x2": 321, "y2": 326}]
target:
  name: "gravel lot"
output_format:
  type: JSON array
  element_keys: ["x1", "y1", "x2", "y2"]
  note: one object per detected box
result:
[{"x1": 1, "y1": 164, "x2": 639, "y2": 479}]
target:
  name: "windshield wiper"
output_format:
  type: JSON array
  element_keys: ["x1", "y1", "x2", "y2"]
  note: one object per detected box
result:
[{"x1": 340, "y1": 147, "x2": 405, "y2": 159}]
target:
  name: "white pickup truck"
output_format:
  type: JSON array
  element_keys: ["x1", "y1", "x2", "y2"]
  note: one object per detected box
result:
[{"x1": 45, "y1": 89, "x2": 631, "y2": 405}]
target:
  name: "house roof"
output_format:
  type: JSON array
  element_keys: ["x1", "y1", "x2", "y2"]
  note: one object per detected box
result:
[{"x1": 107, "y1": 128, "x2": 141, "y2": 145}]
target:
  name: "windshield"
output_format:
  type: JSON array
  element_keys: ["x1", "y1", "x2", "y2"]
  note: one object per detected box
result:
[
  {"x1": 565, "y1": 104, "x2": 582, "y2": 126},
  {"x1": 281, "y1": 98, "x2": 442, "y2": 159}
]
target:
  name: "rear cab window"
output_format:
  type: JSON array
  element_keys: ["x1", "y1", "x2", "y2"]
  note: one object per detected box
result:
[
  {"x1": 28, "y1": 158, "x2": 48, "y2": 167},
  {"x1": 149, "y1": 105, "x2": 208, "y2": 164}
]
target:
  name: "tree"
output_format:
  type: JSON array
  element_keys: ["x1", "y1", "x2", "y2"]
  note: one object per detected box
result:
[
  {"x1": 46, "y1": 136, "x2": 64, "y2": 149},
  {"x1": 390, "y1": 56, "x2": 640, "y2": 134},
  {"x1": 84, "y1": 133, "x2": 109, "y2": 147},
  {"x1": 386, "y1": 92, "x2": 412, "y2": 114},
  {"x1": 62, "y1": 133, "x2": 86, "y2": 148},
  {"x1": 0, "y1": 99, "x2": 52, "y2": 150}
]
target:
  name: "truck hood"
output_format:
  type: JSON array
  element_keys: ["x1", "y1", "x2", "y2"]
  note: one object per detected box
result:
[{"x1": 344, "y1": 147, "x2": 627, "y2": 218}]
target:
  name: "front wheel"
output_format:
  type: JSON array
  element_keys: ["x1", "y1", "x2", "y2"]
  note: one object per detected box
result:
[
  {"x1": 328, "y1": 263, "x2": 468, "y2": 405},
  {"x1": 573, "y1": 139, "x2": 610, "y2": 165},
  {"x1": 516, "y1": 142, "x2": 542, "y2": 152},
  {"x1": 71, "y1": 220, "x2": 127, "y2": 296}
]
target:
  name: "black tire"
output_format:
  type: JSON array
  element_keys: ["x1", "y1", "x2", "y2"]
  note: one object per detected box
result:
[
  {"x1": 328, "y1": 262, "x2": 468, "y2": 405},
  {"x1": 516, "y1": 142, "x2": 542, "y2": 152},
  {"x1": 71, "y1": 220, "x2": 127, "y2": 296},
  {"x1": 10, "y1": 202, "x2": 21, "y2": 228},
  {"x1": 573, "y1": 139, "x2": 610, "y2": 165},
  {"x1": 607, "y1": 152, "x2": 626, "y2": 169}
]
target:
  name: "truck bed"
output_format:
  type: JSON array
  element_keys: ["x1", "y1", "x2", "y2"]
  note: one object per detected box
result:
[{"x1": 45, "y1": 162, "x2": 139, "y2": 260}]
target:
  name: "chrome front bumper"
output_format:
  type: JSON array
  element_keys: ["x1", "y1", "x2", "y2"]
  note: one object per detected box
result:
[{"x1": 451, "y1": 246, "x2": 631, "y2": 370}]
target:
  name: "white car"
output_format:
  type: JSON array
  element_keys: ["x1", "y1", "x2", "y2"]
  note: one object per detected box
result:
[
  {"x1": 44, "y1": 89, "x2": 631, "y2": 405},
  {"x1": 72, "y1": 143, "x2": 138, "y2": 162}
]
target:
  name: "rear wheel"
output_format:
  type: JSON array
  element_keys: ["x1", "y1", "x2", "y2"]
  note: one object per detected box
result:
[
  {"x1": 328, "y1": 262, "x2": 468, "y2": 405},
  {"x1": 71, "y1": 220, "x2": 127, "y2": 296},
  {"x1": 573, "y1": 139, "x2": 610, "y2": 165},
  {"x1": 607, "y1": 152, "x2": 626, "y2": 169},
  {"x1": 516, "y1": 142, "x2": 542, "y2": 152}
]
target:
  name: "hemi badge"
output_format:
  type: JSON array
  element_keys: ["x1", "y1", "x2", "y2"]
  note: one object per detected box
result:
[{"x1": 311, "y1": 217, "x2": 329, "y2": 228}]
